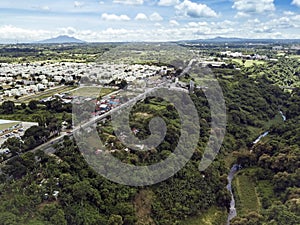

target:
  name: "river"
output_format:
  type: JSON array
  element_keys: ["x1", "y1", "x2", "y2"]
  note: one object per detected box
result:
[
  {"x1": 279, "y1": 110, "x2": 286, "y2": 121},
  {"x1": 253, "y1": 131, "x2": 269, "y2": 144},
  {"x1": 226, "y1": 110, "x2": 287, "y2": 224},
  {"x1": 226, "y1": 164, "x2": 240, "y2": 225},
  {"x1": 253, "y1": 111, "x2": 286, "y2": 144}
]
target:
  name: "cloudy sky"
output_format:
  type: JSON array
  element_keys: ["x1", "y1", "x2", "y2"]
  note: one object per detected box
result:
[{"x1": 0, "y1": 0, "x2": 300, "y2": 42}]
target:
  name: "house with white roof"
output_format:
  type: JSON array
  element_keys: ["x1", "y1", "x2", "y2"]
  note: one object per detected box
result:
[
  {"x1": 19, "y1": 88, "x2": 28, "y2": 95},
  {"x1": 48, "y1": 82, "x2": 55, "y2": 87},
  {"x1": 37, "y1": 84, "x2": 45, "y2": 91},
  {"x1": 11, "y1": 89, "x2": 21, "y2": 96},
  {"x1": 54, "y1": 76, "x2": 63, "y2": 82},
  {"x1": 42, "y1": 79, "x2": 49, "y2": 85},
  {"x1": 4, "y1": 90, "x2": 12, "y2": 97},
  {"x1": 65, "y1": 76, "x2": 74, "y2": 82},
  {"x1": 29, "y1": 85, "x2": 38, "y2": 92}
]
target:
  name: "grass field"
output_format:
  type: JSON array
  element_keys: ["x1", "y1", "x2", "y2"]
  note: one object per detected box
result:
[
  {"x1": 232, "y1": 59, "x2": 266, "y2": 67},
  {"x1": 14, "y1": 85, "x2": 76, "y2": 103},
  {"x1": 0, "y1": 122, "x2": 19, "y2": 131},
  {"x1": 233, "y1": 174, "x2": 260, "y2": 215},
  {"x1": 69, "y1": 87, "x2": 116, "y2": 98},
  {"x1": 180, "y1": 207, "x2": 227, "y2": 225}
]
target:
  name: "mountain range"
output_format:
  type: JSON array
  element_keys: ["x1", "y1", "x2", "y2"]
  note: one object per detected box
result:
[
  {"x1": 28, "y1": 35, "x2": 300, "y2": 44},
  {"x1": 181, "y1": 36, "x2": 300, "y2": 44}
]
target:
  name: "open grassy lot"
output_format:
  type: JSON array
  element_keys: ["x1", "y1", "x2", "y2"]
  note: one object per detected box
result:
[
  {"x1": 232, "y1": 59, "x2": 266, "y2": 67},
  {"x1": 14, "y1": 85, "x2": 76, "y2": 103},
  {"x1": 179, "y1": 207, "x2": 227, "y2": 225},
  {"x1": 0, "y1": 122, "x2": 19, "y2": 131},
  {"x1": 69, "y1": 86, "x2": 116, "y2": 98},
  {"x1": 233, "y1": 173, "x2": 260, "y2": 215}
]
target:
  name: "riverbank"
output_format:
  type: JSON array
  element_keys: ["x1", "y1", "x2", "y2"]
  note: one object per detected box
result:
[{"x1": 227, "y1": 110, "x2": 287, "y2": 224}]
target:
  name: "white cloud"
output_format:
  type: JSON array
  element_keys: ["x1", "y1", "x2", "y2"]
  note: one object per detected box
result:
[
  {"x1": 74, "y1": 1, "x2": 85, "y2": 8},
  {"x1": 292, "y1": 14, "x2": 300, "y2": 21},
  {"x1": 232, "y1": 0, "x2": 275, "y2": 14},
  {"x1": 175, "y1": 0, "x2": 218, "y2": 18},
  {"x1": 187, "y1": 21, "x2": 208, "y2": 27},
  {"x1": 59, "y1": 27, "x2": 77, "y2": 36},
  {"x1": 169, "y1": 20, "x2": 179, "y2": 26},
  {"x1": 235, "y1": 12, "x2": 250, "y2": 18},
  {"x1": 158, "y1": 0, "x2": 180, "y2": 6},
  {"x1": 0, "y1": 25, "x2": 51, "y2": 42},
  {"x1": 149, "y1": 12, "x2": 163, "y2": 21},
  {"x1": 292, "y1": 0, "x2": 300, "y2": 7},
  {"x1": 214, "y1": 20, "x2": 236, "y2": 28},
  {"x1": 253, "y1": 26, "x2": 273, "y2": 33},
  {"x1": 113, "y1": 0, "x2": 144, "y2": 5},
  {"x1": 135, "y1": 13, "x2": 148, "y2": 20},
  {"x1": 283, "y1": 11, "x2": 295, "y2": 16},
  {"x1": 32, "y1": 5, "x2": 50, "y2": 11},
  {"x1": 247, "y1": 18, "x2": 260, "y2": 23},
  {"x1": 270, "y1": 17, "x2": 296, "y2": 29},
  {"x1": 102, "y1": 28, "x2": 129, "y2": 36},
  {"x1": 187, "y1": 22, "x2": 198, "y2": 27},
  {"x1": 198, "y1": 22, "x2": 208, "y2": 26},
  {"x1": 41, "y1": 6, "x2": 50, "y2": 11},
  {"x1": 101, "y1": 13, "x2": 131, "y2": 21},
  {"x1": 243, "y1": 15, "x2": 298, "y2": 36}
]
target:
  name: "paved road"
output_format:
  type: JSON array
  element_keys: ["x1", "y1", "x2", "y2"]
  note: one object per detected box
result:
[{"x1": 178, "y1": 59, "x2": 197, "y2": 78}]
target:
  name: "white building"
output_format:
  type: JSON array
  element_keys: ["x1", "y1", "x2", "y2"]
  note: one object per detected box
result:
[
  {"x1": 37, "y1": 83, "x2": 46, "y2": 91},
  {"x1": 54, "y1": 76, "x2": 63, "y2": 82}
]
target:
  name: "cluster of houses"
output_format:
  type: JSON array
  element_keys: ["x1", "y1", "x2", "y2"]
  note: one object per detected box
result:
[
  {"x1": 95, "y1": 95, "x2": 121, "y2": 115},
  {"x1": 82, "y1": 63, "x2": 172, "y2": 84},
  {"x1": 0, "y1": 62, "x2": 81, "y2": 100},
  {"x1": 0, "y1": 62, "x2": 172, "y2": 102}
]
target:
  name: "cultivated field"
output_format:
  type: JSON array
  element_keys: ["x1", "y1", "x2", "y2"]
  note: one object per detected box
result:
[{"x1": 233, "y1": 173, "x2": 260, "y2": 215}]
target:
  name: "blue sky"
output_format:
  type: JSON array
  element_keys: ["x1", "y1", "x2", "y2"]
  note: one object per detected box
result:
[{"x1": 0, "y1": 0, "x2": 299, "y2": 42}]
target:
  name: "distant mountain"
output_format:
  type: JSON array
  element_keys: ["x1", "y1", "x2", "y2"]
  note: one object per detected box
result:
[
  {"x1": 37, "y1": 35, "x2": 85, "y2": 44},
  {"x1": 181, "y1": 37, "x2": 300, "y2": 44}
]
